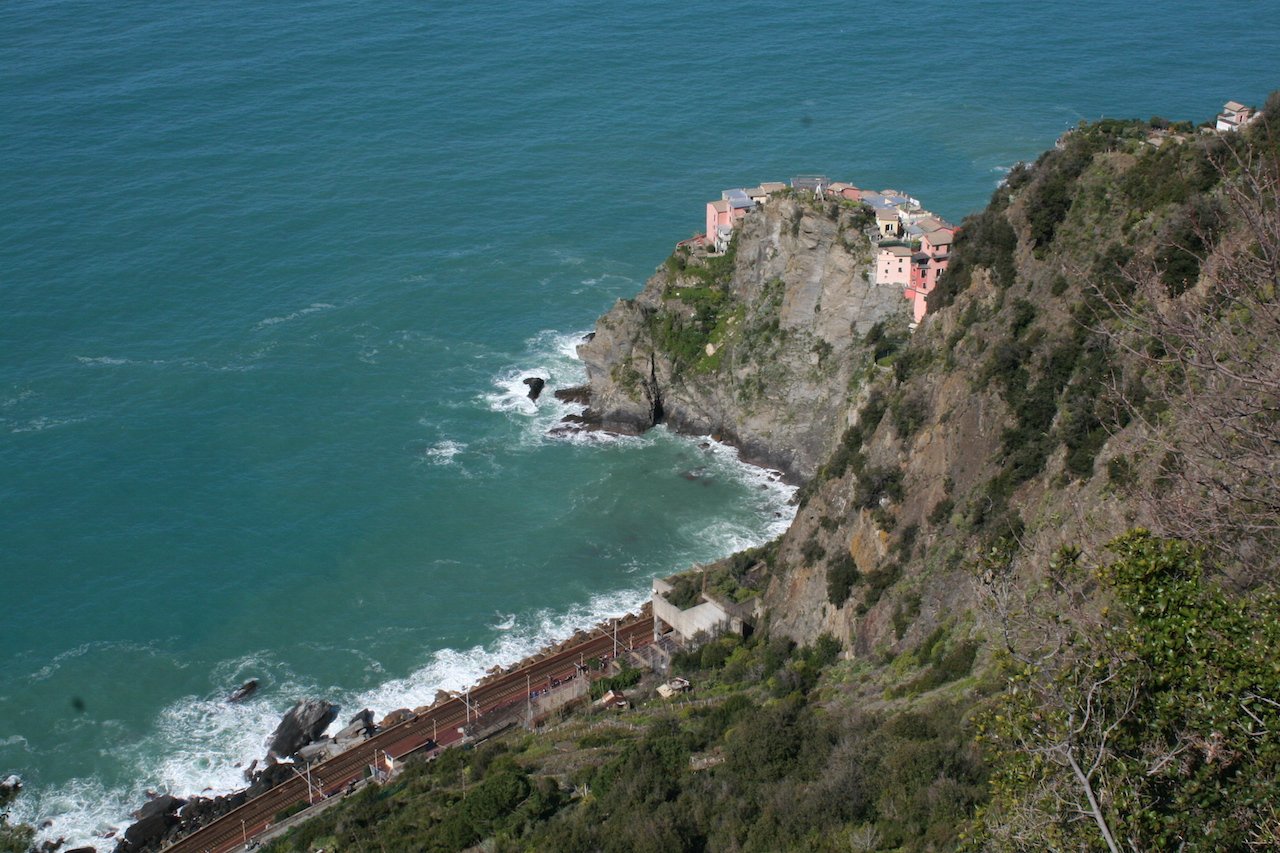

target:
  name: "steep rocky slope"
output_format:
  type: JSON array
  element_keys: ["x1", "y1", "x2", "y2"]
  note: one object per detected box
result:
[
  {"x1": 764, "y1": 103, "x2": 1280, "y2": 660},
  {"x1": 577, "y1": 97, "x2": 1280, "y2": 670}
]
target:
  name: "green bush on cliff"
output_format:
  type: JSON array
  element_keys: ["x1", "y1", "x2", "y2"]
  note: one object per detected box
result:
[
  {"x1": 980, "y1": 532, "x2": 1280, "y2": 852},
  {"x1": 827, "y1": 551, "x2": 860, "y2": 607}
]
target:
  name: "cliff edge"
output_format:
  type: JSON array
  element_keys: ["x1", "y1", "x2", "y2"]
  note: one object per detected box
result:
[{"x1": 576, "y1": 193, "x2": 907, "y2": 481}]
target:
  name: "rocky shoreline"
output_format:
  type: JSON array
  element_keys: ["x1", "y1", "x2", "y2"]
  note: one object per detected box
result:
[{"x1": 97, "y1": 604, "x2": 650, "y2": 853}]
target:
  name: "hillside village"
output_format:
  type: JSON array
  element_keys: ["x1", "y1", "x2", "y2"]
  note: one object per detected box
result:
[
  {"x1": 690, "y1": 101, "x2": 1258, "y2": 329},
  {"x1": 698, "y1": 176, "x2": 957, "y2": 324}
]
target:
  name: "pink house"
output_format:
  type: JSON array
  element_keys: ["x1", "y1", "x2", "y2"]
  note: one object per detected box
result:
[
  {"x1": 876, "y1": 245, "x2": 912, "y2": 288},
  {"x1": 827, "y1": 182, "x2": 862, "y2": 200},
  {"x1": 904, "y1": 226, "x2": 957, "y2": 323},
  {"x1": 706, "y1": 199, "x2": 736, "y2": 251},
  {"x1": 705, "y1": 189, "x2": 757, "y2": 252}
]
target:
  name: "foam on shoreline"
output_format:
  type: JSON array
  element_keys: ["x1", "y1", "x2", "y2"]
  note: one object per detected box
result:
[{"x1": 13, "y1": 329, "x2": 796, "y2": 851}]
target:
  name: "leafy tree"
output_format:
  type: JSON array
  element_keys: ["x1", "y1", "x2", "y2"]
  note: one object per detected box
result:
[
  {"x1": 1093, "y1": 150, "x2": 1280, "y2": 582},
  {"x1": 978, "y1": 531, "x2": 1280, "y2": 852}
]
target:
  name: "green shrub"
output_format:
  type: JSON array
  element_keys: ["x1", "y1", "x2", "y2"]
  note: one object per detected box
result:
[
  {"x1": 928, "y1": 497, "x2": 955, "y2": 526},
  {"x1": 664, "y1": 574, "x2": 702, "y2": 610},
  {"x1": 892, "y1": 593, "x2": 922, "y2": 640},
  {"x1": 591, "y1": 666, "x2": 643, "y2": 700},
  {"x1": 857, "y1": 563, "x2": 902, "y2": 614},
  {"x1": 855, "y1": 465, "x2": 904, "y2": 509},
  {"x1": 800, "y1": 535, "x2": 827, "y2": 565},
  {"x1": 891, "y1": 394, "x2": 929, "y2": 439},
  {"x1": 827, "y1": 552, "x2": 861, "y2": 607}
]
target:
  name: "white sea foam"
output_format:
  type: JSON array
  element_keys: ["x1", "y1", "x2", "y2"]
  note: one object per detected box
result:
[
  {"x1": 0, "y1": 735, "x2": 30, "y2": 752},
  {"x1": 13, "y1": 652, "x2": 319, "y2": 850},
  {"x1": 675, "y1": 433, "x2": 798, "y2": 539},
  {"x1": 336, "y1": 586, "x2": 648, "y2": 720},
  {"x1": 9, "y1": 416, "x2": 87, "y2": 434},
  {"x1": 479, "y1": 329, "x2": 596, "y2": 443},
  {"x1": 255, "y1": 302, "x2": 337, "y2": 329},
  {"x1": 75, "y1": 356, "x2": 138, "y2": 366},
  {"x1": 2, "y1": 389, "x2": 36, "y2": 408},
  {"x1": 425, "y1": 440, "x2": 466, "y2": 465}
]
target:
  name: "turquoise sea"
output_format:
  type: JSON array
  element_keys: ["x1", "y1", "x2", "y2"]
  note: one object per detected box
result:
[{"x1": 3, "y1": 1, "x2": 1278, "y2": 845}]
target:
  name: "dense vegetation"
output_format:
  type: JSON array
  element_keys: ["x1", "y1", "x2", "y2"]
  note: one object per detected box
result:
[
  {"x1": 259, "y1": 631, "x2": 989, "y2": 853},
  {"x1": 979, "y1": 532, "x2": 1280, "y2": 852}
]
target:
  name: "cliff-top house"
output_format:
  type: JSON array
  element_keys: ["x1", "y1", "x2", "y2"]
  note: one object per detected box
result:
[
  {"x1": 705, "y1": 189, "x2": 756, "y2": 253},
  {"x1": 905, "y1": 221, "x2": 957, "y2": 323},
  {"x1": 1216, "y1": 100, "x2": 1255, "y2": 132}
]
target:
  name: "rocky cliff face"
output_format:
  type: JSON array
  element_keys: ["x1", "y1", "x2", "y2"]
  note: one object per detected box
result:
[
  {"x1": 581, "y1": 105, "x2": 1280, "y2": 670},
  {"x1": 577, "y1": 194, "x2": 907, "y2": 480}
]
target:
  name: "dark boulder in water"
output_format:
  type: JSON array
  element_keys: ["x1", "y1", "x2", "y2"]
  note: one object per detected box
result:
[
  {"x1": 119, "y1": 812, "x2": 175, "y2": 853},
  {"x1": 228, "y1": 679, "x2": 258, "y2": 703},
  {"x1": 135, "y1": 795, "x2": 185, "y2": 823},
  {"x1": 267, "y1": 699, "x2": 338, "y2": 759},
  {"x1": 523, "y1": 376, "x2": 546, "y2": 400},
  {"x1": 553, "y1": 384, "x2": 591, "y2": 405}
]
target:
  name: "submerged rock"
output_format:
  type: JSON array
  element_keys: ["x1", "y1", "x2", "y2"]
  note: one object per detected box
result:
[{"x1": 228, "y1": 679, "x2": 258, "y2": 703}]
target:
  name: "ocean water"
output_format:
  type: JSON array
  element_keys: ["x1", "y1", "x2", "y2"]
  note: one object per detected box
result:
[{"x1": 2, "y1": 0, "x2": 1278, "y2": 845}]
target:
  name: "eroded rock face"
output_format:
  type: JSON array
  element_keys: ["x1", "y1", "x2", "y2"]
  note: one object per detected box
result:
[
  {"x1": 577, "y1": 196, "x2": 906, "y2": 481},
  {"x1": 245, "y1": 761, "x2": 295, "y2": 799},
  {"x1": 267, "y1": 699, "x2": 338, "y2": 760}
]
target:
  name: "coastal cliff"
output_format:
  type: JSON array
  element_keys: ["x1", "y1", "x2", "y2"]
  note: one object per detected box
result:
[
  {"x1": 579, "y1": 100, "x2": 1280, "y2": 676},
  {"x1": 576, "y1": 193, "x2": 906, "y2": 480},
  {"x1": 252, "y1": 98, "x2": 1280, "y2": 853}
]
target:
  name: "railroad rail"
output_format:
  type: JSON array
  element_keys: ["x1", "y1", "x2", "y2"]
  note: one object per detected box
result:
[{"x1": 157, "y1": 616, "x2": 654, "y2": 853}]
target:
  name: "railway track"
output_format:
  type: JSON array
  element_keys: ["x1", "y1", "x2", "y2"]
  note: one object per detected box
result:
[{"x1": 158, "y1": 617, "x2": 654, "y2": 853}]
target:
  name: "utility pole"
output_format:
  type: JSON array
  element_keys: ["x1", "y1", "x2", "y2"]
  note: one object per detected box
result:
[
  {"x1": 460, "y1": 690, "x2": 475, "y2": 725},
  {"x1": 286, "y1": 763, "x2": 317, "y2": 804}
]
